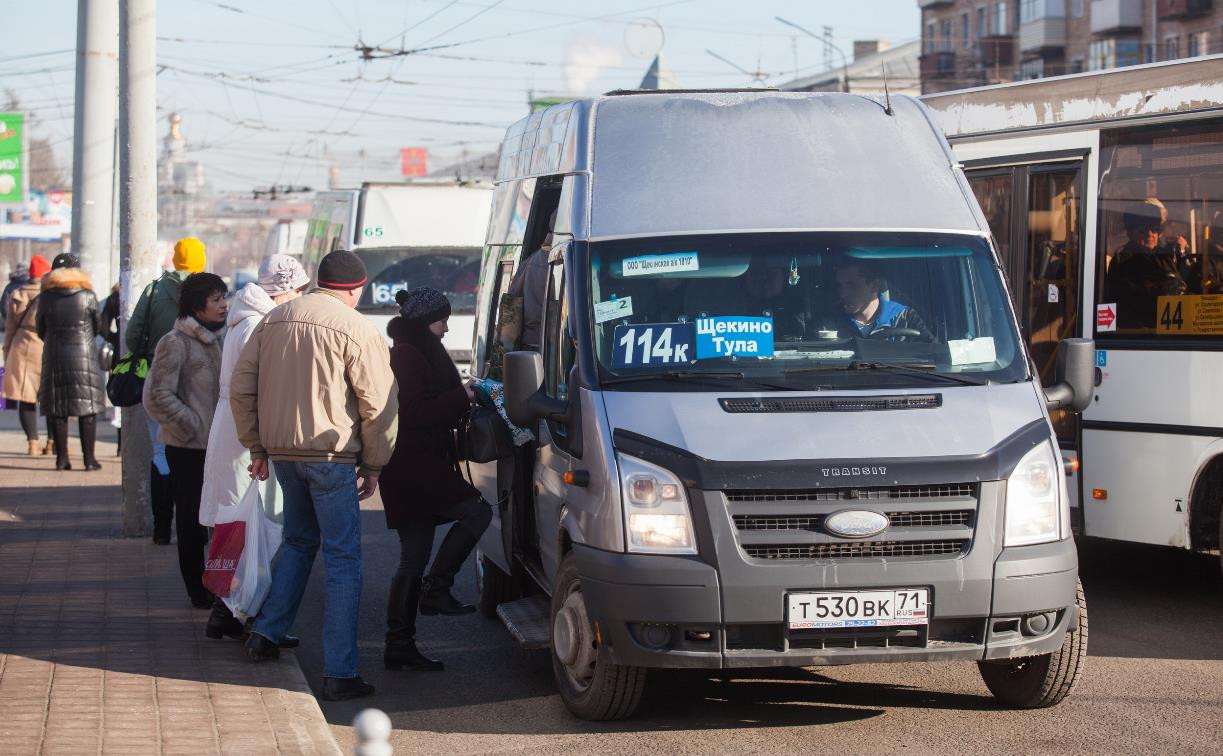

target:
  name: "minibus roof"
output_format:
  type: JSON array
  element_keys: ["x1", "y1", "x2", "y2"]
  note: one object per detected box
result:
[{"x1": 496, "y1": 91, "x2": 985, "y2": 240}]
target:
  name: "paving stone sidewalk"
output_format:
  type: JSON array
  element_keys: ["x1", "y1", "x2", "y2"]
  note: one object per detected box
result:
[{"x1": 0, "y1": 410, "x2": 342, "y2": 756}]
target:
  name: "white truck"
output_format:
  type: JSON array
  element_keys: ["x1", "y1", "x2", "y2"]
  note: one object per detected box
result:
[{"x1": 302, "y1": 181, "x2": 494, "y2": 366}]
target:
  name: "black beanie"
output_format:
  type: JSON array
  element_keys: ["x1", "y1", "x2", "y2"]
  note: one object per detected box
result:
[
  {"x1": 317, "y1": 249, "x2": 367, "y2": 290},
  {"x1": 52, "y1": 253, "x2": 80, "y2": 270},
  {"x1": 396, "y1": 287, "x2": 452, "y2": 324}
]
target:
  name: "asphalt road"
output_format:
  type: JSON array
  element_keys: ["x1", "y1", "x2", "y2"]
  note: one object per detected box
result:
[{"x1": 292, "y1": 498, "x2": 1223, "y2": 755}]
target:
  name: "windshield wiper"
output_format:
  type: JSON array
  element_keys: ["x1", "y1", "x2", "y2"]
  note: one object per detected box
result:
[
  {"x1": 601, "y1": 370, "x2": 794, "y2": 390},
  {"x1": 784, "y1": 361, "x2": 989, "y2": 386}
]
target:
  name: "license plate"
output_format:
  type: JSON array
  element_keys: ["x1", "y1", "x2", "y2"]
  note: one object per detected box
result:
[{"x1": 787, "y1": 589, "x2": 929, "y2": 630}]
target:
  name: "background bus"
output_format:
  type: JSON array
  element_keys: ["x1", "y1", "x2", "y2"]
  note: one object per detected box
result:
[
  {"x1": 301, "y1": 180, "x2": 494, "y2": 367},
  {"x1": 922, "y1": 57, "x2": 1223, "y2": 572}
]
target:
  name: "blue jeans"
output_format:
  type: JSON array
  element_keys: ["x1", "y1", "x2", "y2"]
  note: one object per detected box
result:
[{"x1": 253, "y1": 461, "x2": 363, "y2": 679}]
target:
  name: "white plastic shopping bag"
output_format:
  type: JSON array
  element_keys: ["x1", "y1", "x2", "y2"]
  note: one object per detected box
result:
[{"x1": 214, "y1": 481, "x2": 284, "y2": 622}]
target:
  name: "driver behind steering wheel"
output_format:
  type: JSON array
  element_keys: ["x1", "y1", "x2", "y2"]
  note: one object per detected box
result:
[{"x1": 830, "y1": 259, "x2": 931, "y2": 341}]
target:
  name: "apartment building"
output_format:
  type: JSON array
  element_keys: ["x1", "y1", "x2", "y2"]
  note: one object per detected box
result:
[{"x1": 918, "y1": 0, "x2": 1223, "y2": 93}]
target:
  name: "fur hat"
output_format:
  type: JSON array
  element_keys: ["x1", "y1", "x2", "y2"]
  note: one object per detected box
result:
[
  {"x1": 396, "y1": 287, "x2": 451, "y2": 324},
  {"x1": 317, "y1": 249, "x2": 367, "y2": 290},
  {"x1": 257, "y1": 254, "x2": 310, "y2": 295}
]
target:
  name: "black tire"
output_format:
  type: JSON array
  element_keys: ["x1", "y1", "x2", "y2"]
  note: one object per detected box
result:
[
  {"x1": 550, "y1": 552, "x2": 647, "y2": 720},
  {"x1": 476, "y1": 550, "x2": 517, "y2": 620},
  {"x1": 978, "y1": 578, "x2": 1088, "y2": 708}
]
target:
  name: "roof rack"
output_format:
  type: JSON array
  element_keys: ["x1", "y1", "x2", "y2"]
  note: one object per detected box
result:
[{"x1": 603, "y1": 87, "x2": 781, "y2": 97}]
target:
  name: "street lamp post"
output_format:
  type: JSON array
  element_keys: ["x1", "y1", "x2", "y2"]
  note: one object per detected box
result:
[{"x1": 776, "y1": 16, "x2": 850, "y2": 93}]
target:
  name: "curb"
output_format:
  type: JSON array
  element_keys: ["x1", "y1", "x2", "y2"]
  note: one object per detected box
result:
[{"x1": 261, "y1": 649, "x2": 345, "y2": 756}]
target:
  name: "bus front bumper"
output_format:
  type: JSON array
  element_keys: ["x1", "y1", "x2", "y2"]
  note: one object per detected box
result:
[{"x1": 573, "y1": 541, "x2": 1078, "y2": 669}]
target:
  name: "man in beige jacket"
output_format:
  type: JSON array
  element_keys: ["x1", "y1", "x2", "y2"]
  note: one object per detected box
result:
[{"x1": 230, "y1": 249, "x2": 397, "y2": 702}]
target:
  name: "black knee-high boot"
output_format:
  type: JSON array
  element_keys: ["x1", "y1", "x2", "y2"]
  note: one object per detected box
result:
[
  {"x1": 80, "y1": 414, "x2": 100, "y2": 470},
  {"x1": 384, "y1": 574, "x2": 444, "y2": 671},
  {"x1": 419, "y1": 524, "x2": 481, "y2": 616},
  {"x1": 49, "y1": 416, "x2": 70, "y2": 470}
]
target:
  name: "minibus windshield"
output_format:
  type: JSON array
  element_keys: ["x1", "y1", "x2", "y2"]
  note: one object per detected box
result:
[
  {"x1": 588, "y1": 231, "x2": 1027, "y2": 389},
  {"x1": 355, "y1": 246, "x2": 481, "y2": 313}
]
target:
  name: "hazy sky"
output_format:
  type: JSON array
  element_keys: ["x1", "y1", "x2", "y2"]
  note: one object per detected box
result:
[{"x1": 6, "y1": 0, "x2": 920, "y2": 192}]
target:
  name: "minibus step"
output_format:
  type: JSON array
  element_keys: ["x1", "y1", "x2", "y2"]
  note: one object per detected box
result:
[{"x1": 496, "y1": 595, "x2": 551, "y2": 650}]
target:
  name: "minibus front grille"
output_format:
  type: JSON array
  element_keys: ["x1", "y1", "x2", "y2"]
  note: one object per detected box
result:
[
  {"x1": 733, "y1": 510, "x2": 973, "y2": 531},
  {"x1": 726, "y1": 483, "x2": 977, "y2": 503},
  {"x1": 743, "y1": 540, "x2": 969, "y2": 560},
  {"x1": 719, "y1": 394, "x2": 942, "y2": 414}
]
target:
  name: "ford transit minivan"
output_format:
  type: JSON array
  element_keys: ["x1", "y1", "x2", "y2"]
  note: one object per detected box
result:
[{"x1": 465, "y1": 90, "x2": 1094, "y2": 720}]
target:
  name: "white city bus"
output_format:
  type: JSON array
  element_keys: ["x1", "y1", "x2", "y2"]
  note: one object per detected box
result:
[
  {"x1": 302, "y1": 180, "x2": 494, "y2": 367},
  {"x1": 922, "y1": 57, "x2": 1223, "y2": 568}
]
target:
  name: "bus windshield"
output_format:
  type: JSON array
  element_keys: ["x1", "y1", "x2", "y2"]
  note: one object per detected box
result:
[
  {"x1": 356, "y1": 246, "x2": 482, "y2": 314},
  {"x1": 588, "y1": 231, "x2": 1027, "y2": 389}
]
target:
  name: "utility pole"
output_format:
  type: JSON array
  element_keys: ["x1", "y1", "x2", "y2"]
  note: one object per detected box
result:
[
  {"x1": 776, "y1": 17, "x2": 851, "y2": 93},
  {"x1": 119, "y1": 0, "x2": 157, "y2": 537},
  {"x1": 70, "y1": 0, "x2": 119, "y2": 291}
]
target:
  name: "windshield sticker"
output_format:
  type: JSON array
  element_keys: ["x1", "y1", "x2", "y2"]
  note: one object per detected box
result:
[
  {"x1": 594, "y1": 296, "x2": 633, "y2": 324},
  {"x1": 612, "y1": 323, "x2": 694, "y2": 368},
  {"x1": 695, "y1": 316, "x2": 774, "y2": 359},
  {"x1": 621, "y1": 252, "x2": 700, "y2": 277},
  {"x1": 947, "y1": 337, "x2": 996, "y2": 366}
]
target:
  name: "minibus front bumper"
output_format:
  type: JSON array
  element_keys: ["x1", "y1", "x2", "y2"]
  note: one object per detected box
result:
[{"x1": 573, "y1": 533, "x2": 1079, "y2": 670}]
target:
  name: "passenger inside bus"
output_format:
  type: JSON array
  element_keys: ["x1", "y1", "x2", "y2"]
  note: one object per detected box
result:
[
  {"x1": 1101, "y1": 199, "x2": 1189, "y2": 329},
  {"x1": 819, "y1": 258, "x2": 931, "y2": 341}
]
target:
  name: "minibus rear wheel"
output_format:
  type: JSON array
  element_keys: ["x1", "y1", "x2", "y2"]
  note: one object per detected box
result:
[
  {"x1": 551, "y1": 552, "x2": 646, "y2": 720},
  {"x1": 977, "y1": 578, "x2": 1088, "y2": 708}
]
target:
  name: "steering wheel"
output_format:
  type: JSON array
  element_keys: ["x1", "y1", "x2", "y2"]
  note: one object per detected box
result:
[{"x1": 867, "y1": 326, "x2": 931, "y2": 341}]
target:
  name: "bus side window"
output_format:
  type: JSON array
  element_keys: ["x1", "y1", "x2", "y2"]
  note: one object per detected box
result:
[
  {"x1": 482, "y1": 260, "x2": 517, "y2": 380},
  {"x1": 542, "y1": 261, "x2": 574, "y2": 444}
]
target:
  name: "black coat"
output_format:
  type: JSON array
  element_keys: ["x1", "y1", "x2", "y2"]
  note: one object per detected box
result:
[
  {"x1": 36, "y1": 268, "x2": 105, "y2": 417},
  {"x1": 379, "y1": 323, "x2": 477, "y2": 529}
]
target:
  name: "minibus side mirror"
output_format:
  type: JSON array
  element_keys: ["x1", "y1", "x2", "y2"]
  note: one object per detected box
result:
[
  {"x1": 504, "y1": 350, "x2": 567, "y2": 427},
  {"x1": 1043, "y1": 338, "x2": 1094, "y2": 413}
]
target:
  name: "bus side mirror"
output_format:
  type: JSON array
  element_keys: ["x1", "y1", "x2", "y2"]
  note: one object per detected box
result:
[
  {"x1": 1044, "y1": 338, "x2": 1094, "y2": 413},
  {"x1": 504, "y1": 350, "x2": 567, "y2": 427}
]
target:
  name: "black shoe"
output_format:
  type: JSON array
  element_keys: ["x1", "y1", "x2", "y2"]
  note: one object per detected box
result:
[
  {"x1": 205, "y1": 601, "x2": 245, "y2": 640},
  {"x1": 419, "y1": 579, "x2": 476, "y2": 616},
  {"x1": 83, "y1": 459, "x2": 102, "y2": 471},
  {"x1": 244, "y1": 632, "x2": 280, "y2": 662},
  {"x1": 321, "y1": 675, "x2": 375, "y2": 701},
  {"x1": 55, "y1": 459, "x2": 72, "y2": 471},
  {"x1": 190, "y1": 594, "x2": 214, "y2": 610},
  {"x1": 278, "y1": 635, "x2": 300, "y2": 649},
  {"x1": 385, "y1": 641, "x2": 444, "y2": 672},
  {"x1": 153, "y1": 534, "x2": 171, "y2": 545}
]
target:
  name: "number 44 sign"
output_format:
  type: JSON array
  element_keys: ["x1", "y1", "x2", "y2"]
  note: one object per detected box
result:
[{"x1": 612, "y1": 323, "x2": 694, "y2": 368}]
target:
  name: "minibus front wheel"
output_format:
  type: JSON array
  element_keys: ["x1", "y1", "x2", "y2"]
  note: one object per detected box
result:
[
  {"x1": 551, "y1": 552, "x2": 647, "y2": 720},
  {"x1": 977, "y1": 578, "x2": 1088, "y2": 708}
]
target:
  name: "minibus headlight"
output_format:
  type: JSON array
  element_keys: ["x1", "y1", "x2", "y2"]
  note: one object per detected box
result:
[
  {"x1": 1004, "y1": 441, "x2": 1065, "y2": 547},
  {"x1": 617, "y1": 452, "x2": 697, "y2": 554}
]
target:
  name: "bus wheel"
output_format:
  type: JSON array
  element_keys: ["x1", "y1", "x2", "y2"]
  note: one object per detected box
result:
[
  {"x1": 977, "y1": 578, "x2": 1088, "y2": 708},
  {"x1": 476, "y1": 549, "x2": 517, "y2": 619},
  {"x1": 551, "y1": 552, "x2": 646, "y2": 720}
]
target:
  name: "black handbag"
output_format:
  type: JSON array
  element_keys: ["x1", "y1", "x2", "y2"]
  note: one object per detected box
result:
[
  {"x1": 106, "y1": 278, "x2": 157, "y2": 407},
  {"x1": 460, "y1": 404, "x2": 515, "y2": 463}
]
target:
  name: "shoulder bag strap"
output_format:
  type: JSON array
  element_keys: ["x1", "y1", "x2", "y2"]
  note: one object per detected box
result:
[
  {"x1": 16, "y1": 293, "x2": 40, "y2": 331},
  {"x1": 137, "y1": 277, "x2": 159, "y2": 358}
]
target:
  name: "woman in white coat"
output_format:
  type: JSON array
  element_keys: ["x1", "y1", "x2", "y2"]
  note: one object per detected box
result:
[{"x1": 202, "y1": 254, "x2": 309, "y2": 641}]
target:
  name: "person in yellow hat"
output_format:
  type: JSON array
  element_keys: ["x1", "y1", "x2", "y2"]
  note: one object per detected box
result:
[{"x1": 127, "y1": 236, "x2": 207, "y2": 544}]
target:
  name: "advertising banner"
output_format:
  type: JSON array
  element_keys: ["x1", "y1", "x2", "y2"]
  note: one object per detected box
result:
[{"x1": 0, "y1": 113, "x2": 27, "y2": 209}]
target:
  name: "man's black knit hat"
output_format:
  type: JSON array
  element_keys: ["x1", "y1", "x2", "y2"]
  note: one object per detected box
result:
[
  {"x1": 316, "y1": 249, "x2": 367, "y2": 290},
  {"x1": 396, "y1": 287, "x2": 452, "y2": 324}
]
